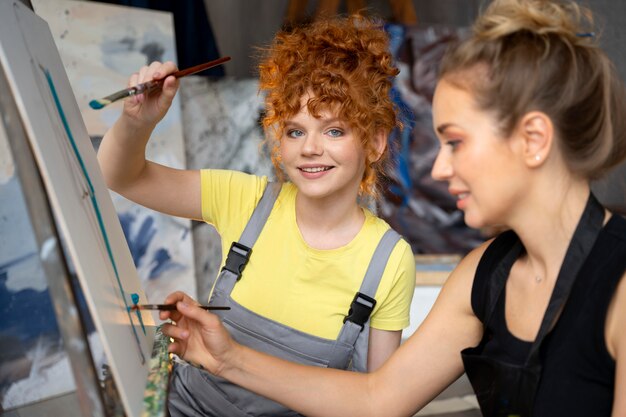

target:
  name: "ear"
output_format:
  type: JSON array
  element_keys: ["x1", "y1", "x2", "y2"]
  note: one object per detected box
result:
[
  {"x1": 369, "y1": 130, "x2": 388, "y2": 163},
  {"x1": 517, "y1": 111, "x2": 554, "y2": 168}
]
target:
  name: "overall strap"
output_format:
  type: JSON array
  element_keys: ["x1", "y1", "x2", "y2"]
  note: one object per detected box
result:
[
  {"x1": 332, "y1": 228, "x2": 402, "y2": 365},
  {"x1": 525, "y1": 193, "x2": 604, "y2": 366},
  {"x1": 482, "y1": 237, "x2": 524, "y2": 326},
  {"x1": 358, "y1": 229, "x2": 403, "y2": 297},
  {"x1": 218, "y1": 182, "x2": 281, "y2": 293},
  {"x1": 237, "y1": 182, "x2": 282, "y2": 249}
]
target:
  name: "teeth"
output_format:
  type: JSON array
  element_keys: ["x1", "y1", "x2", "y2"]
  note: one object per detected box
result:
[
  {"x1": 301, "y1": 166, "x2": 331, "y2": 173},
  {"x1": 457, "y1": 193, "x2": 469, "y2": 199}
]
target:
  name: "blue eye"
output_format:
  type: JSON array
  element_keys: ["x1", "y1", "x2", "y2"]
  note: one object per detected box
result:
[
  {"x1": 446, "y1": 140, "x2": 461, "y2": 150},
  {"x1": 287, "y1": 129, "x2": 305, "y2": 138},
  {"x1": 327, "y1": 128, "x2": 343, "y2": 138}
]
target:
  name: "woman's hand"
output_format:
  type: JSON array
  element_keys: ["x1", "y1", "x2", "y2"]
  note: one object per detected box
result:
[
  {"x1": 123, "y1": 61, "x2": 179, "y2": 130},
  {"x1": 160, "y1": 291, "x2": 237, "y2": 375}
]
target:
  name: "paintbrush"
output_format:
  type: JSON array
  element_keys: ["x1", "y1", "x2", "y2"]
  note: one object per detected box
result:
[
  {"x1": 131, "y1": 304, "x2": 230, "y2": 311},
  {"x1": 89, "y1": 56, "x2": 231, "y2": 110}
]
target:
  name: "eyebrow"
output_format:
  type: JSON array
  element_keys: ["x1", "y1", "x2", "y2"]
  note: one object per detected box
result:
[
  {"x1": 321, "y1": 117, "x2": 343, "y2": 125},
  {"x1": 436, "y1": 123, "x2": 457, "y2": 135},
  {"x1": 284, "y1": 117, "x2": 346, "y2": 128},
  {"x1": 284, "y1": 120, "x2": 301, "y2": 128}
]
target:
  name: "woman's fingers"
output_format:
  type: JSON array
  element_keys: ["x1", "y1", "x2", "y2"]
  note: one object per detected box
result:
[
  {"x1": 145, "y1": 61, "x2": 177, "y2": 82},
  {"x1": 137, "y1": 64, "x2": 150, "y2": 84},
  {"x1": 167, "y1": 340, "x2": 185, "y2": 355},
  {"x1": 161, "y1": 322, "x2": 189, "y2": 341},
  {"x1": 157, "y1": 61, "x2": 178, "y2": 79},
  {"x1": 155, "y1": 61, "x2": 179, "y2": 107},
  {"x1": 164, "y1": 290, "x2": 191, "y2": 305},
  {"x1": 145, "y1": 61, "x2": 162, "y2": 81},
  {"x1": 125, "y1": 61, "x2": 180, "y2": 109},
  {"x1": 160, "y1": 75, "x2": 179, "y2": 102},
  {"x1": 159, "y1": 308, "x2": 183, "y2": 322},
  {"x1": 176, "y1": 302, "x2": 221, "y2": 329},
  {"x1": 128, "y1": 72, "x2": 139, "y2": 88},
  {"x1": 160, "y1": 291, "x2": 195, "y2": 321},
  {"x1": 130, "y1": 61, "x2": 178, "y2": 88}
]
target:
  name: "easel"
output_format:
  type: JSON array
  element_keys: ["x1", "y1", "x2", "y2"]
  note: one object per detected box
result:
[
  {"x1": 0, "y1": 1, "x2": 169, "y2": 415},
  {"x1": 284, "y1": 0, "x2": 418, "y2": 27},
  {"x1": 0, "y1": 37, "x2": 119, "y2": 417}
]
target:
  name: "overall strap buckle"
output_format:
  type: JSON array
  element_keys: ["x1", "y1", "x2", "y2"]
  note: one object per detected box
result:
[
  {"x1": 343, "y1": 292, "x2": 377, "y2": 329},
  {"x1": 222, "y1": 242, "x2": 252, "y2": 279}
]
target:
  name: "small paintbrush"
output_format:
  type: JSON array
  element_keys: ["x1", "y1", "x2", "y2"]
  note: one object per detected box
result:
[
  {"x1": 131, "y1": 304, "x2": 230, "y2": 311},
  {"x1": 89, "y1": 56, "x2": 231, "y2": 110}
]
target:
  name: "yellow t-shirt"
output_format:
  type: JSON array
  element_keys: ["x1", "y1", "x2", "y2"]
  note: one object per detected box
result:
[{"x1": 201, "y1": 169, "x2": 416, "y2": 340}]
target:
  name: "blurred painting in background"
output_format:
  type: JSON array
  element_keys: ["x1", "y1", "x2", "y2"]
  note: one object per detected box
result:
[{"x1": 381, "y1": 24, "x2": 487, "y2": 281}]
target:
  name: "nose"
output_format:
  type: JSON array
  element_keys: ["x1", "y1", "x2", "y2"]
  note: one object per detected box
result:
[
  {"x1": 431, "y1": 147, "x2": 453, "y2": 181},
  {"x1": 301, "y1": 132, "x2": 323, "y2": 156}
]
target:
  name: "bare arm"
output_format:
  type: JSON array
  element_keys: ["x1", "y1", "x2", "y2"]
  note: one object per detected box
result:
[
  {"x1": 367, "y1": 328, "x2": 402, "y2": 371},
  {"x1": 161, "y1": 243, "x2": 488, "y2": 417},
  {"x1": 608, "y1": 272, "x2": 626, "y2": 416},
  {"x1": 97, "y1": 61, "x2": 201, "y2": 220}
]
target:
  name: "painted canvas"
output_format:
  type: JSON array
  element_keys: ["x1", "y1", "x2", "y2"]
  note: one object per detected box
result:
[
  {"x1": 32, "y1": 0, "x2": 196, "y2": 305},
  {"x1": 0, "y1": 1, "x2": 160, "y2": 415},
  {"x1": 0, "y1": 109, "x2": 81, "y2": 409}
]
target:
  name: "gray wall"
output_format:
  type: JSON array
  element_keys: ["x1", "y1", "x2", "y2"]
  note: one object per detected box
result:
[
  {"x1": 203, "y1": 0, "x2": 482, "y2": 78},
  {"x1": 584, "y1": 0, "x2": 626, "y2": 210},
  {"x1": 203, "y1": 0, "x2": 626, "y2": 210}
]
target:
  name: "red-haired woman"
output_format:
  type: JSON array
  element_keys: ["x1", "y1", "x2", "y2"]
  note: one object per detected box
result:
[{"x1": 97, "y1": 16, "x2": 416, "y2": 417}]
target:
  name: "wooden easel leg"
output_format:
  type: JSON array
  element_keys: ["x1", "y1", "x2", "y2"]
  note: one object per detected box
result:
[
  {"x1": 284, "y1": 0, "x2": 309, "y2": 28},
  {"x1": 314, "y1": 0, "x2": 342, "y2": 19},
  {"x1": 346, "y1": 0, "x2": 367, "y2": 15},
  {"x1": 388, "y1": 0, "x2": 418, "y2": 25}
]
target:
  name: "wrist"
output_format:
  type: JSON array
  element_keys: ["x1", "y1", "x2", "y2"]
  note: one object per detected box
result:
[
  {"x1": 116, "y1": 113, "x2": 155, "y2": 138},
  {"x1": 215, "y1": 340, "x2": 245, "y2": 379}
]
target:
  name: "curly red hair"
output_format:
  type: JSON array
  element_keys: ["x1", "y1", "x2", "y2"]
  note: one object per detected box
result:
[{"x1": 258, "y1": 15, "x2": 400, "y2": 198}]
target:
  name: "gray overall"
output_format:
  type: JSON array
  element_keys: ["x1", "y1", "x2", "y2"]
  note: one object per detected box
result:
[{"x1": 169, "y1": 183, "x2": 402, "y2": 417}]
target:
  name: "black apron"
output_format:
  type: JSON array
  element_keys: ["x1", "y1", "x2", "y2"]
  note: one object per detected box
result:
[{"x1": 461, "y1": 193, "x2": 605, "y2": 417}]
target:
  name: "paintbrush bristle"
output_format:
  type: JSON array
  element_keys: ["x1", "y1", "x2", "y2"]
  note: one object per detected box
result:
[{"x1": 89, "y1": 98, "x2": 110, "y2": 110}]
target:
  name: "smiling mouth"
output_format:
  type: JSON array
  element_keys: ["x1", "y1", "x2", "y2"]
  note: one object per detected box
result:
[{"x1": 299, "y1": 166, "x2": 333, "y2": 173}]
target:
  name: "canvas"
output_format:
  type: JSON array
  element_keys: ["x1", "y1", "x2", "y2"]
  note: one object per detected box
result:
[
  {"x1": 0, "y1": 2, "x2": 160, "y2": 415},
  {"x1": 0, "y1": 107, "x2": 82, "y2": 410},
  {"x1": 33, "y1": 0, "x2": 196, "y2": 305}
]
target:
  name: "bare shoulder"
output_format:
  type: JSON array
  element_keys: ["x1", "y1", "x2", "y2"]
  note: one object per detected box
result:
[
  {"x1": 606, "y1": 270, "x2": 626, "y2": 359},
  {"x1": 441, "y1": 238, "x2": 494, "y2": 298},
  {"x1": 419, "y1": 238, "x2": 495, "y2": 338}
]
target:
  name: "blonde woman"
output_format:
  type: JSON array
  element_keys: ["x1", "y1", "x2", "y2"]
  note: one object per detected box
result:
[{"x1": 161, "y1": 1, "x2": 626, "y2": 416}]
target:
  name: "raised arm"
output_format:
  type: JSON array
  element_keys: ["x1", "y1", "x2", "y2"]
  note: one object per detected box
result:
[
  {"x1": 97, "y1": 61, "x2": 201, "y2": 220},
  {"x1": 161, "y1": 244, "x2": 488, "y2": 417}
]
